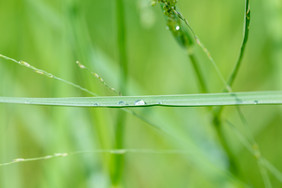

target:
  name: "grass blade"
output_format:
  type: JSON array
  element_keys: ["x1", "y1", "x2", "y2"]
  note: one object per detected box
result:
[
  {"x1": 112, "y1": 0, "x2": 128, "y2": 186},
  {"x1": 0, "y1": 91, "x2": 282, "y2": 107},
  {"x1": 227, "y1": 0, "x2": 251, "y2": 86}
]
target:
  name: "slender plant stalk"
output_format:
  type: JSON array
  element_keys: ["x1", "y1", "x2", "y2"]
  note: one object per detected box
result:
[
  {"x1": 212, "y1": 0, "x2": 251, "y2": 176},
  {"x1": 0, "y1": 54, "x2": 98, "y2": 96},
  {"x1": 197, "y1": 0, "x2": 251, "y2": 176},
  {"x1": 155, "y1": 0, "x2": 251, "y2": 177},
  {"x1": 155, "y1": 0, "x2": 234, "y2": 172},
  {"x1": 213, "y1": 115, "x2": 239, "y2": 174},
  {"x1": 188, "y1": 52, "x2": 208, "y2": 93},
  {"x1": 116, "y1": 2, "x2": 128, "y2": 95},
  {"x1": 76, "y1": 61, "x2": 119, "y2": 94},
  {"x1": 227, "y1": 0, "x2": 250, "y2": 87},
  {"x1": 157, "y1": 0, "x2": 238, "y2": 174},
  {"x1": 112, "y1": 0, "x2": 128, "y2": 186}
]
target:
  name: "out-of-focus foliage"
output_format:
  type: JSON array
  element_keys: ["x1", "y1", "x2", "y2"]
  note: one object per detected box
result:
[{"x1": 0, "y1": 0, "x2": 282, "y2": 187}]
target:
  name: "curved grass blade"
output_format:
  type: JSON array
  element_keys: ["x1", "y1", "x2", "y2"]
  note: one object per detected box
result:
[
  {"x1": 227, "y1": 0, "x2": 251, "y2": 86},
  {"x1": 211, "y1": 0, "x2": 251, "y2": 175},
  {"x1": 0, "y1": 91, "x2": 282, "y2": 107}
]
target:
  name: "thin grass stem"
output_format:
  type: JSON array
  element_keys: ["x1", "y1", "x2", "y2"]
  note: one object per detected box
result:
[
  {"x1": 155, "y1": 1, "x2": 237, "y2": 176},
  {"x1": 188, "y1": 51, "x2": 208, "y2": 93},
  {"x1": 76, "y1": 61, "x2": 119, "y2": 95},
  {"x1": 112, "y1": 0, "x2": 128, "y2": 186},
  {"x1": 227, "y1": 0, "x2": 250, "y2": 87},
  {"x1": 211, "y1": 0, "x2": 251, "y2": 175},
  {"x1": 0, "y1": 54, "x2": 98, "y2": 96}
]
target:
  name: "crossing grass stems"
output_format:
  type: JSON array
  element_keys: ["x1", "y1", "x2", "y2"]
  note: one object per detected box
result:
[
  {"x1": 152, "y1": 0, "x2": 274, "y2": 184},
  {"x1": 1, "y1": 0, "x2": 282, "y2": 186}
]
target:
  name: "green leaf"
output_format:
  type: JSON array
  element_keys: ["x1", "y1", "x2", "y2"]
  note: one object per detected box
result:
[{"x1": 0, "y1": 91, "x2": 281, "y2": 108}]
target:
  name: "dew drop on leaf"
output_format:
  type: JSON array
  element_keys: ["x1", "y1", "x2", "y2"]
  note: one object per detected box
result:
[
  {"x1": 118, "y1": 101, "x2": 125, "y2": 105},
  {"x1": 134, "y1": 100, "x2": 146, "y2": 106}
]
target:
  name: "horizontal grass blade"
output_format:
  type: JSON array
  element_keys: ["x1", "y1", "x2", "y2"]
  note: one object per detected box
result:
[{"x1": 0, "y1": 91, "x2": 282, "y2": 108}]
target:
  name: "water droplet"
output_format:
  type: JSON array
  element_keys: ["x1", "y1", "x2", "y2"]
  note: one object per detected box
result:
[
  {"x1": 175, "y1": 25, "x2": 180, "y2": 30},
  {"x1": 254, "y1": 100, "x2": 259, "y2": 104},
  {"x1": 134, "y1": 100, "x2": 146, "y2": 106},
  {"x1": 157, "y1": 102, "x2": 163, "y2": 105},
  {"x1": 118, "y1": 101, "x2": 125, "y2": 105},
  {"x1": 24, "y1": 100, "x2": 31, "y2": 104},
  {"x1": 93, "y1": 103, "x2": 99, "y2": 106}
]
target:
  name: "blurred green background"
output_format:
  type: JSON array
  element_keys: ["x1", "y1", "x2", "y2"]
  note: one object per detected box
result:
[{"x1": 0, "y1": 0, "x2": 282, "y2": 187}]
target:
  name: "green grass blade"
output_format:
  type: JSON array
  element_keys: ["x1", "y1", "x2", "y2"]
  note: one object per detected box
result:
[
  {"x1": 227, "y1": 0, "x2": 251, "y2": 86},
  {"x1": 0, "y1": 91, "x2": 282, "y2": 107},
  {"x1": 211, "y1": 1, "x2": 251, "y2": 175},
  {"x1": 112, "y1": 0, "x2": 128, "y2": 186}
]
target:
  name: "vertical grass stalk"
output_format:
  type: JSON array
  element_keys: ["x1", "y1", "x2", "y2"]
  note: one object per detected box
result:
[
  {"x1": 213, "y1": 0, "x2": 251, "y2": 175},
  {"x1": 156, "y1": 0, "x2": 251, "y2": 177},
  {"x1": 227, "y1": 0, "x2": 250, "y2": 87},
  {"x1": 188, "y1": 51, "x2": 208, "y2": 93},
  {"x1": 112, "y1": 0, "x2": 128, "y2": 186},
  {"x1": 213, "y1": 115, "x2": 239, "y2": 175}
]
